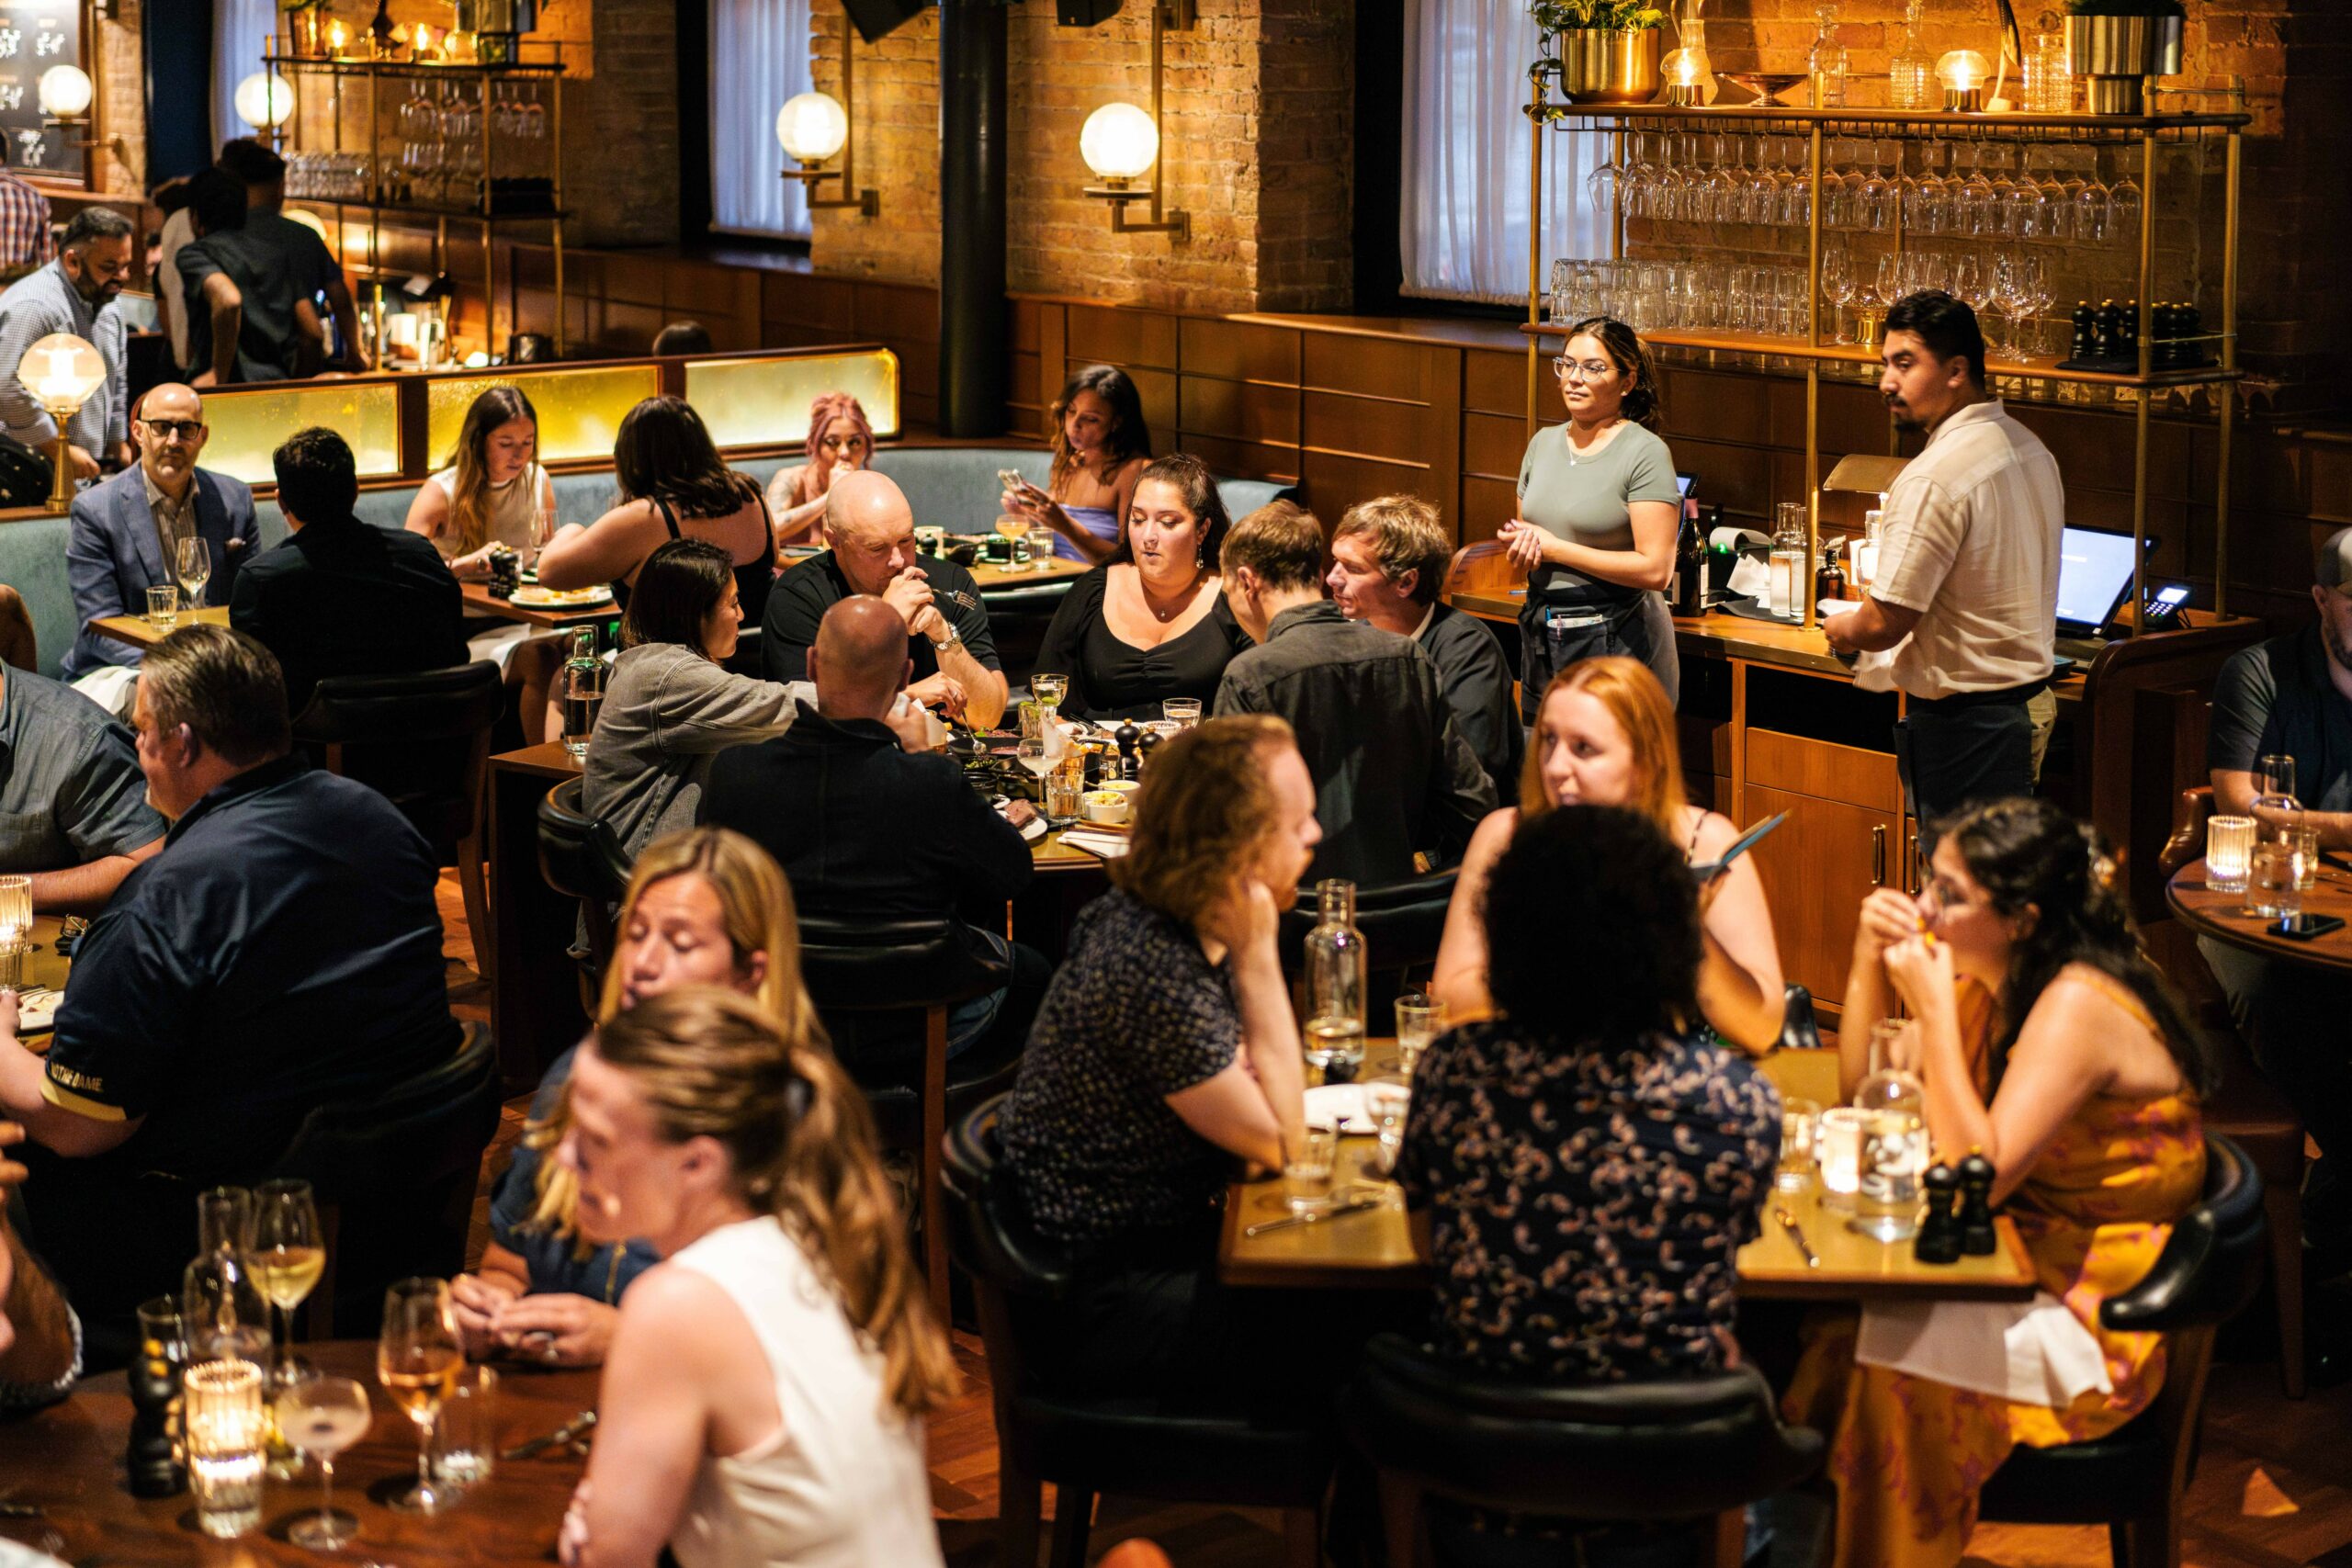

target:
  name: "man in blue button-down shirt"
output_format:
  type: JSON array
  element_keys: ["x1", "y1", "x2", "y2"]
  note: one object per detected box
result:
[{"x1": 0, "y1": 206, "x2": 130, "y2": 482}]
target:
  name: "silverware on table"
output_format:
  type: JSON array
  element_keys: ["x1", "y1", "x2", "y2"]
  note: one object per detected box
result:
[
  {"x1": 501, "y1": 1407, "x2": 597, "y2": 1461},
  {"x1": 1774, "y1": 1206, "x2": 1820, "y2": 1269},
  {"x1": 1244, "y1": 1194, "x2": 1385, "y2": 1238}
]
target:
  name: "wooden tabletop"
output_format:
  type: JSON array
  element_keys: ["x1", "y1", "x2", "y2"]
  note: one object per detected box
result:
[
  {"x1": 2167, "y1": 856, "x2": 2352, "y2": 975},
  {"x1": 11, "y1": 914, "x2": 70, "y2": 1043},
  {"x1": 462, "y1": 582, "x2": 622, "y2": 630},
  {"x1": 967, "y1": 553, "x2": 1091, "y2": 592},
  {"x1": 1219, "y1": 1044, "x2": 2037, "y2": 1303},
  {"x1": 89, "y1": 604, "x2": 231, "y2": 650},
  {"x1": 0, "y1": 1339, "x2": 591, "y2": 1566}
]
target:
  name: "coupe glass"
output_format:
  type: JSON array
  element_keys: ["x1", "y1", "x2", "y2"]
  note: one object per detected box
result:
[{"x1": 277, "y1": 1375, "x2": 373, "y2": 1551}]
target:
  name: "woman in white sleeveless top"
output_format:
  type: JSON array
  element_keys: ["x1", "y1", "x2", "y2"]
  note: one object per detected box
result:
[{"x1": 554, "y1": 987, "x2": 957, "y2": 1568}]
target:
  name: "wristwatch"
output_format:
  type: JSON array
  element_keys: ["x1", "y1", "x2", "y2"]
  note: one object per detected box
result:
[{"x1": 931, "y1": 617, "x2": 962, "y2": 651}]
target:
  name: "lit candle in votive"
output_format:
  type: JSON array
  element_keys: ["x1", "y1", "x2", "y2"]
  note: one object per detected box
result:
[
  {"x1": 2205, "y1": 814, "x2": 2256, "y2": 894},
  {"x1": 327, "y1": 20, "x2": 348, "y2": 52}
]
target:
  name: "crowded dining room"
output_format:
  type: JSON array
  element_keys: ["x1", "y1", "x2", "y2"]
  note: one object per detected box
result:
[{"x1": 0, "y1": 0, "x2": 2345, "y2": 1562}]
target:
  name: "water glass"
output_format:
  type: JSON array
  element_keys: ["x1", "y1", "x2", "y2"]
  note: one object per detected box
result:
[
  {"x1": 2245, "y1": 840, "x2": 2305, "y2": 921},
  {"x1": 1283, "y1": 1122, "x2": 1339, "y2": 1215},
  {"x1": 431, "y1": 1364, "x2": 499, "y2": 1490},
  {"x1": 1045, "y1": 758, "x2": 1085, "y2": 825},
  {"x1": 184, "y1": 1359, "x2": 266, "y2": 1539},
  {"x1": 2204, "y1": 814, "x2": 2255, "y2": 893},
  {"x1": 1849, "y1": 1107, "x2": 1928, "y2": 1243},
  {"x1": 1366, "y1": 1076, "x2": 1411, "y2": 1175},
  {"x1": 2282, "y1": 821, "x2": 2323, "y2": 894},
  {"x1": 145, "y1": 583, "x2": 179, "y2": 627},
  {"x1": 1818, "y1": 1107, "x2": 1869, "y2": 1210},
  {"x1": 1393, "y1": 992, "x2": 1447, "y2": 1081},
  {"x1": 1775, "y1": 1096, "x2": 1820, "y2": 1193},
  {"x1": 1161, "y1": 697, "x2": 1202, "y2": 729}
]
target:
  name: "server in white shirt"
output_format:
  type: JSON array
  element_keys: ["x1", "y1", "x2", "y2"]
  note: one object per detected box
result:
[{"x1": 1823, "y1": 290, "x2": 2064, "y2": 826}]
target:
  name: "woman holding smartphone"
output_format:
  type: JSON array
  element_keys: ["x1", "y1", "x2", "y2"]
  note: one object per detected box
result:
[
  {"x1": 1431, "y1": 657, "x2": 1786, "y2": 1052},
  {"x1": 1001, "y1": 365, "x2": 1154, "y2": 564}
]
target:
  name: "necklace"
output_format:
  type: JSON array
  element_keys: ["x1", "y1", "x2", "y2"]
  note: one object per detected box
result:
[{"x1": 1565, "y1": 418, "x2": 1622, "y2": 467}]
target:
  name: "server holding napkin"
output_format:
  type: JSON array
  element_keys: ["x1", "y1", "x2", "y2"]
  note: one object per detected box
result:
[
  {"x1": 1501, "y1": 317, "x2": 1685, "y2": 712},
  {"x1": 1823, "y1": 291, "x2": 2064, "y2": 826}
]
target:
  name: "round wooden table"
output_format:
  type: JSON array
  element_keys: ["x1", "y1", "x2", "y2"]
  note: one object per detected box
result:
[
  {"x1": 2166, "y1": 856, "x2": 2352, "y2": 975},
  {"x1": 0, "y1": 1340, "x2": 593, "y2": 1566}
]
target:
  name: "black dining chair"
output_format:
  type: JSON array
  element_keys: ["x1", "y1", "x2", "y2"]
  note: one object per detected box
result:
[
  {"x1": 1340, "y1": 1335, "x2": 1824, "y2": 1568},
  {"x1": 266, "y1": 1020, "x2": 503, "y2": 1340},
  {"x1": 535, "y1": 776, "x2": 633, "y2": 983},
  {"x1": 941, "y1": 1096, "x2": 1334, "y2": 1568},
  {"x1": 1974, "y1": 1132, "x2": 2267, "y2": 1568},
  {"x1": 293, "y1": 661, "x2": 503, "y2": 982},
  {"x1": 796, "y1": 916, "x2": 1013, "y2": 1325}
]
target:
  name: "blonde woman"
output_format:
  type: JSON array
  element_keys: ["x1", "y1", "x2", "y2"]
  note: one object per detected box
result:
[
  {"x1": 404, "y1": 385, "x2": 556, "y2": 579},
  {"x1": 996, "y1": 714, "x2": 1316, "y2": 1400},
  {"x1": 450, "y1": 828, "x2": 819, "y2": 1367},
  {"x1": 1431, "y1": 656, "x2": 1786, "y2": 1052},
  {"x1": 555, "y1": 987, "x2": 956, "y2": 1568}
]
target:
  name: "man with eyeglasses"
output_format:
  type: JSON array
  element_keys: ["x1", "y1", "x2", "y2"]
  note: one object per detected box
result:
[
  {"x1": 0, "y1": 206, "x2": 132, "y2": 483},
  {"x1": 60, "y1": 383, "x2": 258, "y2": 710}
]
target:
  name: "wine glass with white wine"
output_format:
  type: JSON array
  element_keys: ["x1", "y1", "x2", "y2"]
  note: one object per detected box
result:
[
  {"x1": 175, "y1": 536, "x2": 212, "y2": 610},
  {"x1": 276, "y1": 1374, "x2": 373, "y2": 1550},
  {"x1": 249, "y1": 1179, "x2": 323, "y2": 1388},
  {"x1": 377, "y1": 1278, "x2": 463, "y2": 1515}
]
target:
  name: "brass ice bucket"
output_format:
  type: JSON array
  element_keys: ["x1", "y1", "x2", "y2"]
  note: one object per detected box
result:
[
  {"x1": 1556, "y1": 28, "x2": 1662, "y2": 106},
  {"x1": 2065, "y1": 14, "x2": 2184, "y2": 115}
]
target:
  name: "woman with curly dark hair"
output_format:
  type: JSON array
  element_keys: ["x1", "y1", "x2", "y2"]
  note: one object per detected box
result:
[
  {"x1": 996, "y1": 713, "x2": 1317, "y2": 1398},
  {"x1": 1786, "y1": 796, "x2": 2212, "y2": 1568},
  {"x1": 1498, "y1": 314, "x2": 1685, "y2": 707},
  {"x1": 1398, "y1": 802, "x2": 1781, "y2": 1389}
]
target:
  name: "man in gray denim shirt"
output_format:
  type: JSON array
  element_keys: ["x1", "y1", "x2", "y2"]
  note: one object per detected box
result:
[{"x1": 0, "y1": 663, "x2": 164, "y2": 912}]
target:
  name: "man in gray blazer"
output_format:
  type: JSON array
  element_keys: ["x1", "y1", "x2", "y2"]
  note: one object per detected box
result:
[{"x1": 61, "y1": 383, "x2": 257, "y2": 690}]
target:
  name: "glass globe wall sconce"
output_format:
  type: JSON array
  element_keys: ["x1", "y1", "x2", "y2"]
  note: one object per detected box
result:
[
  {"x1": 33, "y1": 65, "x2": 126, "y2": 166},
  {"x1": 1079, "y1": 0, "x2": 1192, "y2": 242},
  {"x1": 234, "y1": 70, "x2": 298, "y2": 148},
  {"x1": 20, "y1": 332, "x2": 106, "y2": 513},
  {"x1": 778, "y1": 3, "x2": 879, "y2": 219}
]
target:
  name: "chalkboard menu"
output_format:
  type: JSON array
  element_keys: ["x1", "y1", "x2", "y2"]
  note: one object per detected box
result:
[{"x1": 0, "y1": 1, "x2": 84, "y2": 184}]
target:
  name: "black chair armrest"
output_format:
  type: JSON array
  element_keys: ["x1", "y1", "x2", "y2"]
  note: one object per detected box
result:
[{"x1": 797, "y1": 915, "x2": 1010, "y2": 1011}]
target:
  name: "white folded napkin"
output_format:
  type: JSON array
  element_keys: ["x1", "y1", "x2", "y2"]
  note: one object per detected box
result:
[{"x1": 1855, "y1": 1290, "x2": 2113, "y2": 1408}]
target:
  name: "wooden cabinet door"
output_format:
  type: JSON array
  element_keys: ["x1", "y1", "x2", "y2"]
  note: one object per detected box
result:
[{"x1": 1742, "y1": 784, "x2": 1901, "y2": 1010}]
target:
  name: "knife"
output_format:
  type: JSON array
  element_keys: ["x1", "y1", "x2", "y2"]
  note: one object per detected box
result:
[
  {"x1": 502, "y1": 1408, "x2": 597, "y2": 1460},
  {"x1": 1774, "y1": 1206, "x2": 1820, "y2": 1269},
  {"x1": 1244, "y1": 1195, "x2": 1385, "y2": 1238}
]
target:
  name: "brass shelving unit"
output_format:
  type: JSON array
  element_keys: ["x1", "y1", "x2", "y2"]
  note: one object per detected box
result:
[
  {"x1": 1522, "y1": 89, "x2": 2251, "y2": 625},
  {"x1": 263, "y1": 41, "x2": 569, "y2": 357}
]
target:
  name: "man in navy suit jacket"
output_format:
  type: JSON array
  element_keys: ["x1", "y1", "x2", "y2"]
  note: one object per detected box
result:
[{"x1": 61, "y1": 383, "x2": 257, "y2": 684}]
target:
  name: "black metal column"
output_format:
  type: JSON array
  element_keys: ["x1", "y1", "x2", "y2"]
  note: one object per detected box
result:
[{"x1": 938, "y1": 0, "x2": 1008, "y2": 436}]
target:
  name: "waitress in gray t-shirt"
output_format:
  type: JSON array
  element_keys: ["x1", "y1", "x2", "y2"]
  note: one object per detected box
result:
[{"x1": 1501, "y1": 317, "x2": 1684, "y2": 713}]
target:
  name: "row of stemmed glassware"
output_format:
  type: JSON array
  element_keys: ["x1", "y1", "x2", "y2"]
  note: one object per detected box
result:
[
  {"x1": 1552, "y1": 245, "x2": 2062, "y2": 359},
  {"x1": 1590, "y1": 131, "x2": 2142, "y2": 245}
]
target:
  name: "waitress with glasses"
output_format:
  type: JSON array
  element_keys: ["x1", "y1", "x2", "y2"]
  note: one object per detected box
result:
[{"x1": 1499, "y1": 315, "x2": 1685, "y2": 710}]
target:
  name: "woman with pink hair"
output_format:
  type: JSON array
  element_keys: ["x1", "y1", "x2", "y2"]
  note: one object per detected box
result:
[{"x1": 764, "y1": 392, "x2": 875, "y2": 549}]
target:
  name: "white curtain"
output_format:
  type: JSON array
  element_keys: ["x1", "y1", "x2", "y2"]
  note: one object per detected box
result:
[
  {"x1": 1398, "y1": 0, "x2": 1605, "y2": 304},
  {"x1": 710, "y1": 0, "x2": 814, "y2": 241},
  {"x1": 212, "y1": 0, "x2": 277, "y2": 153}
]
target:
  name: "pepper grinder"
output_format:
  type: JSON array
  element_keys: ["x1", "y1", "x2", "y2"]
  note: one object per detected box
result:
[
  {"x1": 1136, "y1": 728, "x2": 1164, "y2": 776},
  {"x1": 1957, "y1": 1147, "x2": 1998, "y2": 1256},
  {"x1": 1912, "y1": 1161, "x2": 1962, "y2": 1264},
  {"x1": 1113, "y1": 720, "x2": 1142, "y2": 782},
  {"x1": 127, "y1": 1305, "x2": 187, "y2": 1498}
]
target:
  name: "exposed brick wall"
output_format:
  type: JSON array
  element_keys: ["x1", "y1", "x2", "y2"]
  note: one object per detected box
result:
[
  {"x1": 809, "y1": 0, "x2": 1353, "y2": 314},
  {"x1": 94, "y1": 3, "x2": 144, "y2": 199}
]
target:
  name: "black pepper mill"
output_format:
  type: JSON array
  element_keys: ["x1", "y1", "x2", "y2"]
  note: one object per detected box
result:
[
  {"x1": 127, "y1": 1305, "x2": 187, "y2": 1498},
  {"x1": 1913, "y1": 1161, "x2": 1962, "y2": 1265},
  {"x1": 1113, "y1": 720, "x2": 1142, "y2": 782},
  {"x1": 1957, "y1": 1147, "x2": 1999, "y2": 1257},
  {"x1": 1136, "y1": 728, "x2": 1163, "y2": 776}
]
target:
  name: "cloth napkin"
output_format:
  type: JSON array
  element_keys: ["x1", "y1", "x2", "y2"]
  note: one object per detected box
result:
[{"x1": 1855, "y1": 1290, "x2": 2114, "y2": 1408}]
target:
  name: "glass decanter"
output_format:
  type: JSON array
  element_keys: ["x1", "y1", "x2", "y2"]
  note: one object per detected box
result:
[
  {"x1": 1301, "y1": 879, "x2": 1366, "y2": 1087},
  {"x1": 1849, "y1": 1022, "x2": 1928, "y2": 1243}
]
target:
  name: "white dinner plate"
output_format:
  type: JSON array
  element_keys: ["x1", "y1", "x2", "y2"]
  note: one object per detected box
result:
[{"x1": 510, "y1": 584, "x2": 614, "y2": 609}]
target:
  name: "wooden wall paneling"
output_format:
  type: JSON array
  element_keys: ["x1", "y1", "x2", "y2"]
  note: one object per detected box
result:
[
  {"x1": 1068, "y1": 304, "x2": 1178, "y2": 370},
  {"x1": 1464, "y1": 349, "x2": 1529, "y2": 418},
  {"x1": 763, "y1": 273, "x2": 860, "y2": 334},
  {"x1": 1660, "y1": 367, "x2": 1771, "y2": 446},
  {"x1": 1178, "y1": 434, "x2": 1302, "y2": 487},
  {"x1": 1038, "y1": 301, "x2": 1068, "y2": 428},
  {"x1": 1425, "y1": 344, "x2": 1464, "y2": 536},
  {"x1": 1179, "y1": 317, "x2": 1300, "y2": 385},
  {"x1": 1303, "y1": 389, "x2": 1434, "y2": 466},
  {"x1": 1301, "y1": 451, "x2": 1432, "y2": 533},
  {"x1": 1459, "y1": 476, "x2": 1519, "y2": 543},
  {"x1": 602, "y1": 253, "x2": 666, "y2": 310},
  {"x1": 1301, "y1": 333, "x2": 1432, "y2": 400},
  {"x1": 854, "y1": 283, "x2": 941, "y2": 345},
  {"x1": 1464, "y1": 412, "x2": 1528, "y2": 485},
  {"x1": 1180, "y1": 376, "x2": 1302, "y2": 448},
  {"x1": 1672, "y1": 438, "x2": 1774, "y2": 523}
]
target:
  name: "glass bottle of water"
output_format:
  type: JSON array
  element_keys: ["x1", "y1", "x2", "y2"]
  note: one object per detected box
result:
[
  {"x1": 1849, "y1": 1026, "x2": 1928, "y2": 1243},
  {"x1": 182, "y1": 1188, "x2": 271, "y2": 1365},
  {"x1": 1302, "y1": 879, "x2": 1366, "y2": 1087},
  {"x1": 560, "y1": 627, "x2": 604, "y2": 759}
]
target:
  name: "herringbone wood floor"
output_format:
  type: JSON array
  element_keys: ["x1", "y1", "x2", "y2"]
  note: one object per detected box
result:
[{"x1": 435, "y1": 874, "x2": 2352, "y2": 1567}]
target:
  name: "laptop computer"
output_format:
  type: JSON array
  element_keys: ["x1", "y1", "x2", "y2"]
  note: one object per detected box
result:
[{"x1": 2055, "y1": 525, "x2": 2153, "y2": 639}]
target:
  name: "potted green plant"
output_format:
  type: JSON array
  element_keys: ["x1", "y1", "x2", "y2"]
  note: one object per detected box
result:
[
  {"x1": 1533, "y1": 0, "x2": 1667, "y2": 106},
  {"x1": 2063, "y1": 0, "x2": 2185, "y2": 114}
]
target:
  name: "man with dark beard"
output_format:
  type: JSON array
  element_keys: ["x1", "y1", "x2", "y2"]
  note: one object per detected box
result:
[
  {"x1": 2202, "y1": 526, "x2": 2352, "y2": 1253},
  {"x1": 1821, "y1": 290, "x2": 2064, "y2": 825}
]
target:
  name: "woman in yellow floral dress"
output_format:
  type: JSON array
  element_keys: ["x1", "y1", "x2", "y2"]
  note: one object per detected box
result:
[{"x1": 1787, "y1": 797, "x2": 2213, "y2": 1568}]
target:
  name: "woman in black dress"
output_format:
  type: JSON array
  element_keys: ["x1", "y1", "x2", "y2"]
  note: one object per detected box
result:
[{"x1": 1032, "y1": 452, "x2": 1251, "y2": 723}]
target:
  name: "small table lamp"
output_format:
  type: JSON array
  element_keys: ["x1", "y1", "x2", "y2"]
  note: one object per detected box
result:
[{"x1": 19, "y1": 332, "x2": 106, "y2": 513}]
